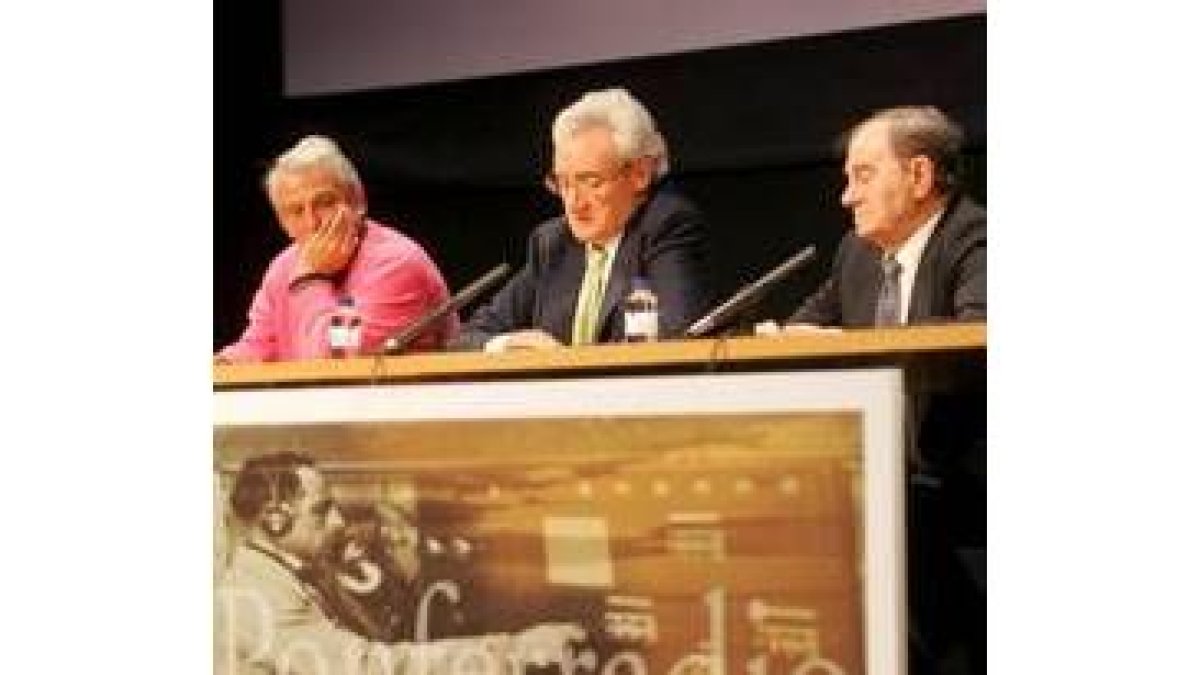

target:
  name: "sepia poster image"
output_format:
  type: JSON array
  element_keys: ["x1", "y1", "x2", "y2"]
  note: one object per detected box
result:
[{"x1": 214, "y1": 371, "x2": 905, "y2": 674}]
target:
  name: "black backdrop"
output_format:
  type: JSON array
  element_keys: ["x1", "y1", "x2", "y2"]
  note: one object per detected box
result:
[{"x1": 215, "y1": 4, "x2": 985, "y2": 348}]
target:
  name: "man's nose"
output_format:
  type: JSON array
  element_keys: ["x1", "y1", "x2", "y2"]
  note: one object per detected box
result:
[
  {"x1": 840, "y1": 184, "x2": 857, "y2": 208},
  {"x1": 564, "y1": 186, "x2": 591, "y2": 211},
  {"x1": 304, "y1": 208, "x2": 323, "y2": 232}
]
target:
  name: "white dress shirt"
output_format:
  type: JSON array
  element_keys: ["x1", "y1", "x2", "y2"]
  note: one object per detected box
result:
[{"x1": 890, "y1": 208, "x2": 943, "y2": 324}]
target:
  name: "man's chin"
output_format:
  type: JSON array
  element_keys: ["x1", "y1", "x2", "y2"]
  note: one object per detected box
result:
[
  {"x1": 567, "y1": 224, "x2": 601, "y2": 244},
  {"x1": 853, "y1": 219, "x2": 882, "y2": 237}
]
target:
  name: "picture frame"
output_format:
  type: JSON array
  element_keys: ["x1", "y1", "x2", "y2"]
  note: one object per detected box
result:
[{"x1": 215, "y1": 368, "x2": 905, "y2": 674}]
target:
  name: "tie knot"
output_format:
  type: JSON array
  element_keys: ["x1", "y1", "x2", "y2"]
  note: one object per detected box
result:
[
  {"x1": 587, "y1": 245, "x2": 607, "y2": 267},
  {"x1": 881, "y1": 255, "x2": 902, "y2": 278}
]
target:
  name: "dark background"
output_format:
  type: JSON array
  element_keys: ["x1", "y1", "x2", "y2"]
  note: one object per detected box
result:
[{"x1": 215, "y1": 3, "x2": 984, "y2": 348}]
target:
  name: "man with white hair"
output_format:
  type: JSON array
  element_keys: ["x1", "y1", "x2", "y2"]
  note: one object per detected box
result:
[
  {"x1": 217, "y1": 135, "x2": 458, "y2": 362},
  {"x1": 457, "y1": 87, "x2": 713, "y2": 350}
]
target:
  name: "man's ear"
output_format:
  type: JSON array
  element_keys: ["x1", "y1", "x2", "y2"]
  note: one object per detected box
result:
[
  {"x1": 910, "y1": 155, "x2": 936, "y2": 200},
  {"x1": 344, "y1": 182, "x2": 367, "y2": 214},
  {"x1": 630, "y1": 156, "x2": 655, "y2": 193}
]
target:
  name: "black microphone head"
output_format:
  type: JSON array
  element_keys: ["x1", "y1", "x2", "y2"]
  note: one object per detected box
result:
[
  {"x1": 684, "y1": 244, "x2": 816, "y2": 337},
  {"x1": 379, "y1": 263, "x2": 513, "y2": 355}
]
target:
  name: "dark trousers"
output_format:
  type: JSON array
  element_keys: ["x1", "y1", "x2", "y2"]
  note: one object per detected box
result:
[{"x1": 907, "y1": 475, "x2": 986, "y2": 674}]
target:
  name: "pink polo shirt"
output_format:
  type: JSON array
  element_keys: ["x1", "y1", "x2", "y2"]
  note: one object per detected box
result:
[{"x1": 218, "y1": 220, "x2": 458, "y2": 363}]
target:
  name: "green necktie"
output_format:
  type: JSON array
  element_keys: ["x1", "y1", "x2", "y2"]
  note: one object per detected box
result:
[{"x1": 572, "y1": 245, "x2": 609, "y2": 345}]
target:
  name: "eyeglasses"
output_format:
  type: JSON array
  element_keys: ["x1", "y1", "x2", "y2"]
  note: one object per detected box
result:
[{"x1": 543, "y1": 162, "x2": 631, "y2": 197}]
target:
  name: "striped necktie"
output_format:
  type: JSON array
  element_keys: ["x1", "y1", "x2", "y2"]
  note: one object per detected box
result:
[
  {"x1": 572, "y1": 245, "x2": 609, "y2": 345},
  {"x1": 874, "y1": 254, "x2": 903, "y2": 326}
]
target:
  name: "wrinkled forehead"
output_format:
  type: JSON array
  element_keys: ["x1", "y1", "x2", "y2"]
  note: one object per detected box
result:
[
  {"x1": 845, "y1": 121, "x2": 897, "y2": 167},
  {"x1": 554, "y1": 126, "x2": 620, "y2": 171},
  {"x1": 270, "y1": 166, "x2": 348, "y2": 201}
]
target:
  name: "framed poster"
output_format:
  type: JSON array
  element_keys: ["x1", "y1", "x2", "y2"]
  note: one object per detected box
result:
[{"x1": 215, "y1": 369, "x2": 905, "y2": 674}]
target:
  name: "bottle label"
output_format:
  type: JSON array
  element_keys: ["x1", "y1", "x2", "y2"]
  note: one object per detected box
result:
[
  {"x1": 625, "y1": 310, "x2": 659, "y2": 341},
  {"x1": 329, "y1": 324, "x2": 352, "y2": 349}
]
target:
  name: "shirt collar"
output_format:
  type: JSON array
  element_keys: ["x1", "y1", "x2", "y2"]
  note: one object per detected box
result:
[
  {"x1": 892, "y1": 206, "x2": 943, "y2": 272},
  {"x1": 588, "y1": 230, "x2": 624, "y2": 258},
  {"x1": 246, "y1": 537, "x2": 306, "y2": 573}
]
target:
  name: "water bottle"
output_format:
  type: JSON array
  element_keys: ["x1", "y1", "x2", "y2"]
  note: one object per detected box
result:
[
  {"x1": 328, "y1": 295, "x2": 363, "y2": 358},
  {"x1": 623, "y1": 277, "x2": 659, "y2": 342}
]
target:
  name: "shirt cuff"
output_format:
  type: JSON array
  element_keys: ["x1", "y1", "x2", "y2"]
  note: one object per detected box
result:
[{"x1": 483, "y1": 334, "x2": 510, "y2": 353}]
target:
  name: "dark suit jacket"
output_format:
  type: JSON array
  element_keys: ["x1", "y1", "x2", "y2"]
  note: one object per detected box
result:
[
  {"x1": 789, "y1": 193, "x2": 986, "y2": 326},
  {"x1": 456, "y1": 184, "x2": 714, "y2": 348},
  {"x1": 789, "y1": 191, "x2": 987, "y2": 506}
]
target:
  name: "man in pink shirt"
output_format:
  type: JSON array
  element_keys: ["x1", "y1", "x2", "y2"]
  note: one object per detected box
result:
[{"x1": 216, "y1": 135, "x2": 458, "y2": 363}]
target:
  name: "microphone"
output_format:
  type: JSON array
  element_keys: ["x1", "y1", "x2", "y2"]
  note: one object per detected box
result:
[
  {"x1": 685, "y1": 245, "x2": 817, "y2": 337},
  {"x1": 378, "y1": 263, "x2": 512, "y2": 355}
]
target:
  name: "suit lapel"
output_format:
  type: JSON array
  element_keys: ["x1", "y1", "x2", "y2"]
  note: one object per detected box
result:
[
  {"x1": 544, "y1": 239, "x2": 585, "y2": 343},
  {"x1": 908, "y1": 201, "x2": 955, "y2": 323},
  {"x1": 908, "y1": 242, "x2": 936, "y2": 323},
  {"x1": 595, "y1": 198, "x2": 656, "y2": 340},
  {"x1": 844, "y1": 246, "x2": 885, "y2": 327},
  {"x1": 595, "y1": 236, "x2": 637, "y2": 340}
]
